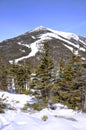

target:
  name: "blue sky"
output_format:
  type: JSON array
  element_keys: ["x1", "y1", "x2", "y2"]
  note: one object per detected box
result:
[{"x1": 0, "y1": 0, "x2": 86, "y2": 42}]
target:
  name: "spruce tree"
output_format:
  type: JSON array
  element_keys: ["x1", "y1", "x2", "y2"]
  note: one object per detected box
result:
[
  {"x1": 0, "y1": 54, "x2": 8, "y2": 90},
  {"x1": 35, "y1": 43, "x2": 54, "y2": 101},
  {"x1": 55, "y1": 53, "x2": 85, "y2": 109},
  {"x1": 9, "y1": 61, "x2": 30, "y2": 93}
]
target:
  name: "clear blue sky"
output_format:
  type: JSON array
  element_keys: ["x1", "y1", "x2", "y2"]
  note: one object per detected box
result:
[{"x1": 0, "y1": 0, "x2": 86, "y2": 42}]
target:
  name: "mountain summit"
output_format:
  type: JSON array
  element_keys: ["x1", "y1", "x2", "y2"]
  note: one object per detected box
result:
[{"x1": 0, "y1": 26, "x2": 86, "y2": 66}]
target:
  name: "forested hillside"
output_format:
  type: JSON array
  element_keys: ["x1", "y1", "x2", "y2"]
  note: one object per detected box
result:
[{"x1": 0, "y1": 42, "x2": 86, "y2": 111}]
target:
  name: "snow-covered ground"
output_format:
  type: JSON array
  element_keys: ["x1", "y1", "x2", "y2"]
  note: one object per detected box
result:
[{"x1": 0, "y1": 91, "x2": 86, "y2": 130}]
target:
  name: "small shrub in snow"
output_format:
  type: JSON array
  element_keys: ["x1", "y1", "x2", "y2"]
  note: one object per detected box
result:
[
  {"x1": 8, "y1": 106, "x2": 16, "y2": 111},
  {"x1": 0, "y1": 103, "x2": 7, "y2": 109},
  {"x1": 0, "y1": 108, "x2": 5, "y2": 113},
  {"x1": 24, "y1": 101, "x2": 47, "y2": 111},
  {"x1": 21, "y1": 106, "x2": 28, "y2": 112},
  {"x1": 42, "y1": 115, "x2": 48, "y2": 121},
  {"x1": 25, "y1": 103, "x2": 41, "y2": 111},
  {"x1": 15, "y1": 101, "x2": 20, "y2": 103}
]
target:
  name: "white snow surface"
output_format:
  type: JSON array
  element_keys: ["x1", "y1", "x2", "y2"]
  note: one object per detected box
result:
[
  {"x1": 48, "y1": 28, "x2": 79, "y2": 41},
  {"x1": 0, "y1": 91, "x2": 86, "y2": 130},
  {"x1": 9, "y1": 42, "x2": 39, "y2": 64},
  {"x1": 63, "y1": 43, "x2": 74, "y2": 52},
  {"x1": 32, "y1": 36, "x2": 36, "y2": 39}
]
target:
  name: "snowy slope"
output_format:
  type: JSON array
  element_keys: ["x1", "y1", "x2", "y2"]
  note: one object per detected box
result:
[
  {"x1": 9, "y1": 26, "x2": 86, "y2": 64},
  {"x1": 48, "y1": 28, "x2": 79, "y2": 41},
  {"x1": 0, "y1": 91, "x2": 86, "y2": 130},
  {"x1": 47, "y1": 27, "x2": 86, "y2": 53},
  {"x1": 9, "y1": 42, "x2": 40, "y2": 64}
]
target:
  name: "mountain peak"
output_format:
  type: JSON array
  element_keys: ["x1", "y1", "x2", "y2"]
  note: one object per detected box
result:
[
  {"x1": 30, "y1": 26, "x2": 47, "y2": 32},
  {"x1": 0, "y1": 26, "x2": 86, "y2": 66},
  {"x1": 30, "y1": 26, "x2": 80, "y2": 41}
]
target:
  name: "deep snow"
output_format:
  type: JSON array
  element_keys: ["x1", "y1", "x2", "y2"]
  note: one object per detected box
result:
[{"x1": 0, "y1": 91, "x2": 86, "y2": 130}]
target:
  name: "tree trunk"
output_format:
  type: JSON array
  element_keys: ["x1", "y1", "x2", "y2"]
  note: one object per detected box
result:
[{"x1": 83, "y1": 95, "x2": 86, "y2": 112}]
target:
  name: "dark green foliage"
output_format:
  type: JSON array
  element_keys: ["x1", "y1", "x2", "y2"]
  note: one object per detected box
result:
[
  {"x1": 0, "y1": 41, "x2": 86, "y2": 111},
  {"x1": 24, "y1": 101, "x2": 47, "y2": 111},
  {"x1": 0, "y1": 109, "x2": 5, "y2": 113},
  {"x1": 0, "y1": 54, "x2": 8, "y2": 90},
  {"x1": 9, "y1": 61, "x2": 31, "y2": 93},
  {"x1": 29, "y1": 45, "x2": 86, "y2": 111},
  {"x1": 0, "y1": 96, "x2": 7, "y2": 113},
  {"x1": 31, "y1": 43, "x2": 54, "y2": 101},
  {"x1": 54, "y1": 53, "x2": 86, "y2": 110},
  {"x1": 36, "y1": 43, "x2": 54, "y2": 81}
]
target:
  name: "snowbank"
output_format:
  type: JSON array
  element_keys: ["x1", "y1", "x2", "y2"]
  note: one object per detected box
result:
[{"x1": 0, "y1": 91, "x2": 86, "y2": 130}]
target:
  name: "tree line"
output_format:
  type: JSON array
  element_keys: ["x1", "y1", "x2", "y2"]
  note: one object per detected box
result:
[{"x1": 0, "y1": 42, "x2": 86, "y2": 111}]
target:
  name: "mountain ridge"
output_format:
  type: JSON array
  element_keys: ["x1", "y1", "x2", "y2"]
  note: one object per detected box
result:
[
  {"x1": 1, "y1": 26, "x2": 86, "y2": 43},
  {"x1": 0, "y1": 26, "x2": 86, "y2": 67}
]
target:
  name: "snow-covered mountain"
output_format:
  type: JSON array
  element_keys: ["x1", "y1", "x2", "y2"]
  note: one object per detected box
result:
[
  {"x1": 0, "y1": 27, "x2": 86, "y2": 130},
  {"x1": 0, "y1": 26, "x2": 86, "y2": 65}
]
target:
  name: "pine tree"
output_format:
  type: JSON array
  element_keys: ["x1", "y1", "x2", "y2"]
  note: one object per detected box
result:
[
  {"x1": 0, "y1": 54, "x2": 8, "y2": 90},
  {"x1": 34, "y1": 43, "x2": 54, "y2": 101},
  {"x1": 55, "y1": 53, "x2": 85, "y2": 109},
  {"x1": 9, "y1": 61, "x2": 30, "y2": 93}
]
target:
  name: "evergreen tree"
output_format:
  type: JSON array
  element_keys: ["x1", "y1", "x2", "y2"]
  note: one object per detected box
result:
[
  {"x1": 0, "y1": 54, "x2": 8, "y2": 90},
  {"x1": 34, "y1": 43, "x2": 54, "y2": 101},
  {"x1": 9, "y1": 61, "x2": 30, "y2": 93},
  {"x1": 55, "y1": 53, "x2": 85, "y2": 109}
]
